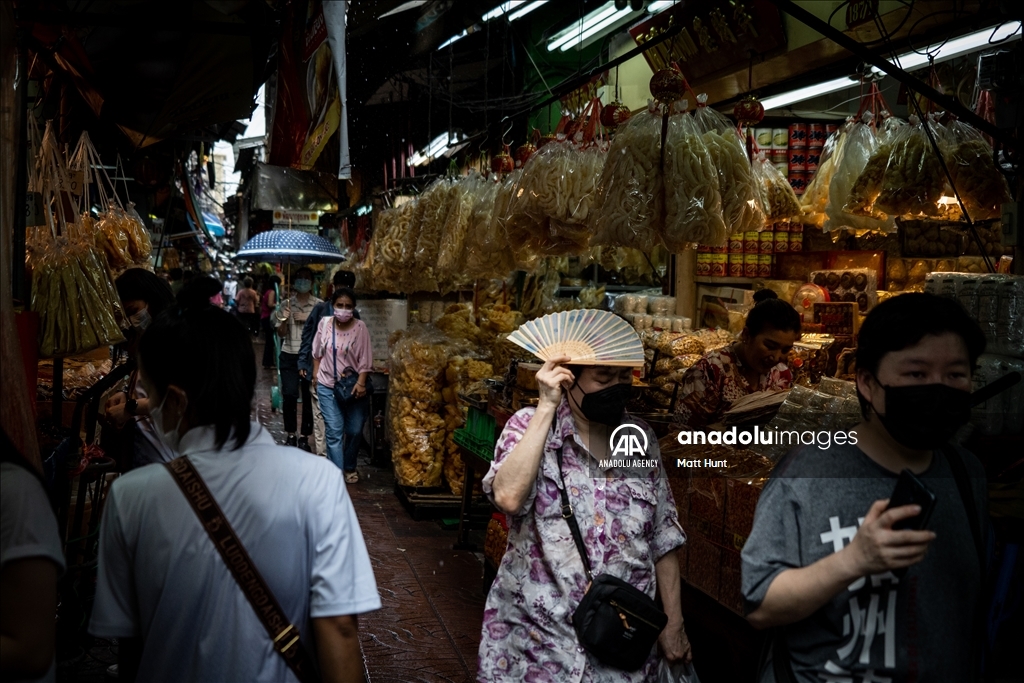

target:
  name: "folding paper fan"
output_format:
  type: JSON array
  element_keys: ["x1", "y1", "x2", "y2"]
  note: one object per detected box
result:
[{"x1": 506, "y1": 310, "x2": 644, "y2": 366}]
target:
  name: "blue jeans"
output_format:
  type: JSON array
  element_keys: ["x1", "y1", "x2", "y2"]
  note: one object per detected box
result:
[{"x1": 316, "y1": 383, "x2": 368, "y2": 471}]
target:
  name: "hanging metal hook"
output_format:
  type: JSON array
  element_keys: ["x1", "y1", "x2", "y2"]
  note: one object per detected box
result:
[{"x1": 501, "y1": 117, "x2": 514, "y2": 147}]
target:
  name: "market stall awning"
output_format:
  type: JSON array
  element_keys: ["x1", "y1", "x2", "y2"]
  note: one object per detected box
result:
[{"x1": 234, "y1": 229, "x2": 345, "y2": 265}]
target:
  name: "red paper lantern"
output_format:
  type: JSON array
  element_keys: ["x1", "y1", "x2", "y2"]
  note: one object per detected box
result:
[
  {"x1": 537, "y1": 133, "x2": 557, "y2": 148},
  {"x1": 650, "y1": 67, "x2": 686, "y2": 104},
  {"x1": 733, "y1": 95, "x2": 765, "y2": 125},
  {"x1": 514, "y1": 142, "x2": 536, "y2": 167},
  {"x1": 492, "y1": 152, "x2": 515, "y2": 174},
  {"x1": 600, "y1": 102, "x2": 632, "y2": 128}
]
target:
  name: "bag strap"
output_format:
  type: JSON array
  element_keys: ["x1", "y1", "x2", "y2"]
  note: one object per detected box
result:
[
  {"x1": 556, "y1": 447, "x2": 594, "y2": 582},
  {"x1": 164, "y1": 457, "x2": 321, "y2": 683}
]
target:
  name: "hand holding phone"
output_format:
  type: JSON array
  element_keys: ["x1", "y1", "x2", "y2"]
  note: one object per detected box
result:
[{"x1": 886, "y1": 469, "x2": 938, "y2": 531}]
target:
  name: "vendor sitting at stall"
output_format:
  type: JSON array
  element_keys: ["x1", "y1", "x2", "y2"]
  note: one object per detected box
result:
[{"x1": 672, "y1": 290, "x2": 801, "y2": 429}]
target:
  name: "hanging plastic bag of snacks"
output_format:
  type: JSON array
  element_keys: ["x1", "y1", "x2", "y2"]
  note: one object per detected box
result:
[
  {"x1": 844, "y1": 114, "x2": 908, "y2": 218},
  {"x1": 436, "y1": 173, "x2": 482, "y2": 290},
  {"x1": 751, "y1": 152, "x2": 802, "y2": 223},
  {"x1": 945, "y1": 117, "x2": 1012, "y2": 221},
  {"x1": 800, "y1": 124, "x2": 846, "y2": 225},
  {"x1": 872, "y1": 115, "x2": 952, "y2": 219},
  {"x1": 663, "y1": 102, "x2": 726, "y2": 248},
  {"x1": 824, "y1": 113, "x2": 896, "y2": 233},
  {"x1": 692, "y1": 93, "x2": 764, "y2": 234},
  {"x1": 591, "y1": 102, "x2": 664, "y2": 252}
]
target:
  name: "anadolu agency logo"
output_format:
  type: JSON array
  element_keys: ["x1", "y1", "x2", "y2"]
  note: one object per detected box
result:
[{"x1": 597, "y1": 424, "x2": 660, "y2": 470}]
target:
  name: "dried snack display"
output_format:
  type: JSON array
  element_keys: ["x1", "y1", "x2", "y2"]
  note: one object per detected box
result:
[
  {"x1": 800, "y1": 125, "x2": 846, "y2": 226},
  {"x1": 388, "y1": 327, "x2": 452, "y2": 487},
  {"x1": 843, "y1": 115, "x2": 906, "y2": 218},
  {"x1": 368, "y1": 200, "x2": 418, "y2": 292},
  {"x1": 436, "y1": 173, "x2": 482, "y2": 289},
  {"x1": 410, "y1": 178, "x2": 456, "y2": 292},
  {"x1": 945, "y1": 118, "x2": 1013, "y2": 221},
  {"x1": 899, "y1": 219, "x2": 965, "y2": 257},
  {"x1": 591, "y1": 104, "x2": 664, "y2": 252},
  {"x1": 442, "y1": 354, "x2": 494, "y2": 495},
  {"x1": 663, "y1": 106, "x2": 726, "y2": 248},
  {"x1": 693, "y1": 94, "x2": 764, "y2": 234},
  {"x1": 809, "y1": 268, "x2": 877, "y2": 313},
  {"x1": 462, "y1": 176, "x2": 513, "y2": 280}
]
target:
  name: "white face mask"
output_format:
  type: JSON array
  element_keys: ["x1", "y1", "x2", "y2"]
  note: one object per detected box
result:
[
  {"x1": 129, "y1": 307, "x2": 152, "y2": 330},
  {"x1": 149, "y1": 389, "x2": 185, "y2": 453}
]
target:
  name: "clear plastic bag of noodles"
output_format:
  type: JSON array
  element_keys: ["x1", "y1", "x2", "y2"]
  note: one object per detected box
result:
[
  {"x1": 800, "y1": 124, "x2": 847, "y2": 225},
  {"x1": 693, "y1": 94, "x2": 764, "y2": 234},
  {"x1": 591, "y1": 103, "x2": 664, "y2": 253},
  {"x1": 371, "y1": 200, "x2": 417, "y2": 292},
  {"x1": 824, "y1": 115, "x2": 896, "y2": 233},
  {"x1": 491, "y1": 168, "x2": 540, "y2": 270},
  {"x1": 436, "y1": 173, "x2": 482, "y2": 290},
  {"x1": 123, "y1": 203, "x2": 153, "y2": 262},
  {"x1": 463, "y1": 175, "x2": 514, "y2": 280},
  {"x1": 31, "y1": 238, "x2": 126, "y2": 357},
  {"x1": 663, "y1": 104, "x2": 726, "y2": 248},
  {"x1": 409, "y1": 178, "x2": 456, "y2": 292},
  {"x1": 536, "y1": 142, "x2": 605, "y2": 256},
  {"x1": 751, "y1": 153, "x2": 802, "y2": 223},
  {"x1": 387, "y1": 325, "x2": 452, "y2": 487},
  {"x1": 843, "y1": 114, "x2": 907, "y2": 219},
  {"x1": 874, "y1": 115, "x2": 952, "y2": 219},
  {"x1": 945, "y1": 117, "x2": 1012, "y2": 220}
]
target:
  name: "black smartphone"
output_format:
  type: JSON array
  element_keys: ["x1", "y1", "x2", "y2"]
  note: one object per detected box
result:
[{"x1": 886, "y1": 469, "x2": 937, "y2": 531}]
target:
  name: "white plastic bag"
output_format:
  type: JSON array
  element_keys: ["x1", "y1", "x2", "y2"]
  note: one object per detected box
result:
[{"x1": 657, "y1": 659, "x2": 701, "y2": 683}]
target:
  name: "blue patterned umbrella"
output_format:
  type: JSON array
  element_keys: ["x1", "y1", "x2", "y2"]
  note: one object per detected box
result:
[{"x1": 234, "y1": 229, "x2": 345, "y2": 264}]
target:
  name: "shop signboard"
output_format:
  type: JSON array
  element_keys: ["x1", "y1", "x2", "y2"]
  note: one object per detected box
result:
[
  {"x1": 846, "y1": 0, "x2": 879, "y2": 29},
  {"x1": 272, "y1": 209, "x2": 320, "y2": 233},
  {"x1": 629, "y1": 0, "x2": 785, "y2": 81},
  {"x1": 358, "y1": 299, "x2": 408, "y2": 365}
]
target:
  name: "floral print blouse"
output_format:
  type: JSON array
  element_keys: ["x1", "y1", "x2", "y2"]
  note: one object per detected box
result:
[
  {"x1": 478, "y1": 398, "x2": 685, "y2": 683},
  {"x1": 672, "y1": 342, "x2": 793, "y2": 429}
]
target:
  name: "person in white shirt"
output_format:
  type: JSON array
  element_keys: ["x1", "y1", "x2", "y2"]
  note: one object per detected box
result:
[
  {"x1": 89, "y1": 300, "x2": 380, "y2": 683},
  {"x1": 276, "y1": 267, "x2": 322, "y2": 449},
  {"x1": 222, "y1": 272, "x2": 238, "y2": 308}
]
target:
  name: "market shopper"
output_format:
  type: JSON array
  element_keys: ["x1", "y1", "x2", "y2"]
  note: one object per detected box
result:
[
  {"x1": 742, "y1": 293, "x2": 988, "y2": 682},
  {"x1": 236, "y1": 276, "x2": 260, "y2": 336},
  {"x1": 277, "y1": 267, "x2": 322, "y2": 449},
  {"x1": 312, "y1": 288, "x2": 371, "y2": 482},
  {"x1": 260, "y1": 274, "x2": 281, "y2": 368},
  {"x1": 103, "y1": 267, "x2": 177, "y2": 467},
  {"x1": 478, "y1": 356, "x2": 691, "y2": 681},
  {"x1": 300, "y1": 270, "x2": 360, "y2": 456},
  {"x1": 1, "y1": 429, "x2": 64, "y2": 683},
  {"x1": 672, "y1": 290, "x2": 800, "y2": 428},
  {"x1": 89, "y1": 298, "x2": 380, "y2": 683}
]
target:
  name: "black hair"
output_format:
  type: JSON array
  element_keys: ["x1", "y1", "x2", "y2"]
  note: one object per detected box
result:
[
  {"x1": 138, "y1": 303, "x2": 255, "y2": 451},
  {"x1": 752, "y1": 288, "x2": 778, "y2": 304},
  {"x1": 856, "y1": 293, "x2": 985, "y2": 378},
  {"x1": 333, "y1": 270, "x2": 356, "y2": 287},
  {"x1": 745, "y1": 297, "x2": 801, "y2": 336},
  {"x1": 242, "y1": 276, "x2": 254, "y2": 288},
  {"x1": 115, "y1": 268, "x2": 175, "y2": 318},
  {"x1": 169, "y1": 267, "x2": 183, "y2": 280},
  {"x1": 331, "y1": 286, "x2": 357, "y2": 306},
  {"x1": 177, "y1": 276, "x2": 222, "y2": 308},
  {"x1": 182, "y1": 270, "x2": 197, "y2": 282},
  {"x1": 268, "y1": 275, "x2": 281, "y2": 287},
  {"x1": 294, "y1": 267, "x2": 313, "y2": 279}
]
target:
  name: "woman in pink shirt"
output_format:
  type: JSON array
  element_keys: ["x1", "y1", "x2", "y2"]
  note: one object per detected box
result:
[{"x1": 312, "y1": 288, "x2": 372, "y2": 483}]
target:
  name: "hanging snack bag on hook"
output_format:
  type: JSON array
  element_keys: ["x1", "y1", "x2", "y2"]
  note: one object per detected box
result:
[
  {"x1": 944, "y1": 117, "x2": 1012, "y2": 221},
  {"x1": 824, "y1": 113, "x2": 897, "y2": 233},
  {"x1": 873, "y1": 115, "x2": 952, "y2": 219},
  {"x1": 663, "y1": 100, "x2": 727, "y2": 248}
]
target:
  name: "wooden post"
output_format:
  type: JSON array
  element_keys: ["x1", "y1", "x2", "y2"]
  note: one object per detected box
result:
[{"x1": 675, "y1": 247, "x2": 697, "y2": 322}]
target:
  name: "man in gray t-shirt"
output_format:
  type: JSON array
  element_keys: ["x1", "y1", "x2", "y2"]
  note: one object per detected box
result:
[
  {"x1": 742, "y1": 293, "x2": 990, "y2": 683},
  {"x1": 742, "y1": 443, "x2": 986, "y2": 682}
]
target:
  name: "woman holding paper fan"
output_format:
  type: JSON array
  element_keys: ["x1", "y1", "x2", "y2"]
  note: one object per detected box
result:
[
  {"x1": 672, "y1": 290, "x2": 801, "y2": 429},
  {"x1": 478, "y1": 310, "x2": 691, "y2": 681}
]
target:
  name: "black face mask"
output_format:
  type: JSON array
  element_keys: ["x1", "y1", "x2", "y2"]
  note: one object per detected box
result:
[
  {"x1": 571, "y1": 381, "x2": 634, "y2": 427},
  {"x1": 875, "y1": 382, "x2": 972, "y2": 449}
]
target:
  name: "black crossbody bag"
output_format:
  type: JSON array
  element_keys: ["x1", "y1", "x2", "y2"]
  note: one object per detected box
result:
[{"x1": 556, "y1": 449, "x2": 668, "y2": 672}]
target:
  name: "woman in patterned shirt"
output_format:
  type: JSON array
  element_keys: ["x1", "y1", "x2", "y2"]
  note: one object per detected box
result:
[
  {"x1": 479, "y1": 355, "x2": 691, "y2": 682},
  {"x1": 672, "y1": 290, "x2": 801, "y2": 429}
]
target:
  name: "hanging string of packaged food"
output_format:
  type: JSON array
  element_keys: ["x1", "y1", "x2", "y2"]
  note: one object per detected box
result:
[
  {"x1": 692, "y1": 93, "x2": 765, "y2": 234},
  {"x1": 70, "y1": 131, "x2": 152, "y2": 271},
  {"x1": 943, "y1": 116, "x2": 1012, "y2": 221},
  {"x1": 30, "y1": 122, "x2": 125, "y2": 357},
  {"x1": 662, "y1": 99, "x2": 727, "y2": 248},
  {"x1": 591, "y1": 101, "x2": 665, "y2": 253}
]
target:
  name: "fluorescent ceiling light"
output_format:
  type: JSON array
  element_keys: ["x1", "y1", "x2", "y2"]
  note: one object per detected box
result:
[
  {"x1": 647, "y1": 1, "x2": 679, "y2": 13},
  {"x1": 378, "y1": 1, "x2": 428, "y2": 20},
  {"x1": 762, "y1": 21, "x2": 1021, "y2": 111},
  {"x1": 560, "y1": 7, "x2": 634, "y2": 51},
  {"x1": 547, "y1": 2, "x2": 618, "y2": 51},
  {"x1": 408, "y1": 132, "x2": 465, "y2": 166},
  {"x1": 507, "y1": 1, "x2": 547, "y2": 21},
  {"x1": 437, "y1": 29, "x2": 469, "y2": 50}
]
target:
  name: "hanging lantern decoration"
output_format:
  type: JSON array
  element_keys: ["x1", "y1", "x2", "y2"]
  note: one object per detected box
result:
[
  {"x1": 514, "y1": 142, "x2": 537, "y2": 167},
  {"x1": 492, "y1": 149, "x2": 515, "y2": 174},
  {"x1": 650, "y1": 67, "x2": 686, "y2": 106},
  {"x1": 600, "y1": 101, "x2": 632, "y2": 129},
  {"x1": 733, "y1": 94, "x2": 765, "y2": 126}
]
